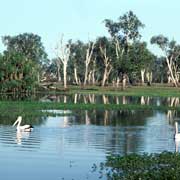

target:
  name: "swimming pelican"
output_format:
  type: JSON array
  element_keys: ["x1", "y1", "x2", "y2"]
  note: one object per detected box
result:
[
  {"x1": 13, "y1": 116, "x2": 33, "y2": 132},
  {"x1": 175, "y1": 122, "x2": 180, "y2": 140}
]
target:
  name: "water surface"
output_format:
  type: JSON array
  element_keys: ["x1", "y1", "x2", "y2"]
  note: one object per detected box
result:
[{"x1": 0, "y1": 95, "x2": 179, "y2": 179}]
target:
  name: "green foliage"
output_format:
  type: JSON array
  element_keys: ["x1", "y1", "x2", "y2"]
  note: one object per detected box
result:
[
  {"x1": 104, "y1": 11, "x2": 147, "y2": 81},
  {"x1": 2, "y1": 33, "x2": 48, "y2": 65},
  {"x1": 151, "y1": 35, "x2": 180, "y2": 86},
  {"x1": 94, "y1": 37, "x2": 115, "y2": 82},
  {"x1": 0, "y1": 51, "x2": 38, "y2": 92},
  {"x1": 47, "y1": 11, "x2": 153, "y2": 87},
  {"x1": 118, "y1": 10, "x2": 145, "y2": 41},
  {"x1": 94, "y1": 152, "x2": 180, "y2": 180},
  {"x1": 129, "y1": 42, "x2": 155, "y2": 81},
  {"x1": 0, "y1": 33, "x2": 48, "y2": 92},
  {"x1": 152, "y1": 57, "x2": 167, "y2": 83},
  {"x1": 69, "y1": 40, "x2": 87, "y2": 83},
  {"x1": 0, "y1": 11, "x2": 178, "y2": 89},
  {"x1": 151, "y1": 35, "x2": 169, "y2": 50},
  {"x1": 104, "y1": 10, "x2": 144, "y2": 44}
]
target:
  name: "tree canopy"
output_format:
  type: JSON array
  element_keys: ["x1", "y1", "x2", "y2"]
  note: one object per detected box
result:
[{"x1": 1, "y1": 10, "x2": 180, "y2": 91}]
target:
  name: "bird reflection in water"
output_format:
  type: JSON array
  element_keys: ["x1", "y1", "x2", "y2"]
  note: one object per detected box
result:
[
  {"x1": 175, "y1": 122, "x2": 180, "y2": 152},
  {"x1": 175, "y1": 140, "x2": 180, "y2": 153},
  {"x1": 15, "y1": 130, "x2": 30, "y2": 145}
]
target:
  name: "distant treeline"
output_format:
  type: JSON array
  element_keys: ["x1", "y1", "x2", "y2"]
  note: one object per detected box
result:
[{"x1": 0, "y1": 10, "x2": 179, "y2": 92}]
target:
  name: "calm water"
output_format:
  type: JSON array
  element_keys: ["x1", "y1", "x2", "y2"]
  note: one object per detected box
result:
[{"x1": 0, "y1": 94, "x2": 179, "y2": 180}]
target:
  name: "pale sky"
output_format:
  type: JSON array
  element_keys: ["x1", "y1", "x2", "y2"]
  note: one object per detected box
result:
[{"x1": 0, "y1": 0, "x2": 179, "y2": 58}]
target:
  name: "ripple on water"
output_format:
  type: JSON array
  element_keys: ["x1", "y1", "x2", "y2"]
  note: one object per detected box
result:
[{"x1": 0, "y1": 112, "x2": 178, "y2": 180}]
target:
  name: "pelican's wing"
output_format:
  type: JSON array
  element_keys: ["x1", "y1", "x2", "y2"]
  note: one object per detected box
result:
[{"x1": 21, "y1": 125, "x2": 31, "y2": 129}]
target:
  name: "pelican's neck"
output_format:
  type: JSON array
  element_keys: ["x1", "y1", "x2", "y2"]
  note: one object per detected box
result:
[
  {"x1": 14, "y1": 117, "x2": 22, "y2": 128},
  {"x1": 175, "y1": 122, "x2": 179, "y2": 134},
  {"x1": 17, "y1": 119, "x2": 21, "y2": 127}
]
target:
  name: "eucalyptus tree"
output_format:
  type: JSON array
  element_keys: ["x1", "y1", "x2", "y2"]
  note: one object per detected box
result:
[
  {"x1": 104, "y1": 11, "x2": 144, "y2": 89},
  {"x1": 95, "y1": 37, "x2": 114, "y2": 86},
  {"x1": 47, "y1": 58, "x2": 62, "y2": 82},
  {"x1": 69, "y1": 40, "x2": 86, "y2": 85},
  {"x1": 83, "y1": 41, "x2": 95, "y2": 86},
  {"x1": 151, "y1": 35, "x2": 180, "y2": 87},
  {"x1": 129, "y1": 42, "x2": 155, "y2": 85},
  {"x1": 55, "y1": 35, "x2": 71, "y2": 89},
  {"x1": 152, "y1": 57, "x2": 167, "y2": 83},
  {"x1": 54, "y1": 58, "x2": 61, "y2": 82}
]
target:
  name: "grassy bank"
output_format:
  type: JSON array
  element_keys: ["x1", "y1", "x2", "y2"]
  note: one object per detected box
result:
[
  {"x1": 40, "y1": 84, "x2": 180, "y2": 97},
  {"x1": 0, "y1": 101, "x2": 179, "y2": 112},
  {"x1": 1, "y1": 85, "x2": 180, "y2": 118},
  {"x1": 0, "y1": 99, "x2": 179, "y2": 122}
]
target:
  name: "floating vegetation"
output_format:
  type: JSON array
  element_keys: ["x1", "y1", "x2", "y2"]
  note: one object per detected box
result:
[{"x1": 93, "y1": 152, "x2": 180, "y2": 180}]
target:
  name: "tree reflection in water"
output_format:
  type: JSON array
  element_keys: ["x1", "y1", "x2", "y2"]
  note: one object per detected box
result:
[
  {"x1": 0, "y1": 93, "x2": 180, "y2": 155},
  {"x1": 1, "y1": 94, "x2": 180, "y2": 126},
  {"x1": 71, "y1": 109, "x2": 153, "y2": 126}
]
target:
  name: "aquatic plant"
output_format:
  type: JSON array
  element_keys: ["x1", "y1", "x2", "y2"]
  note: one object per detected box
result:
[{"x1": 93, "y1": 152, "x2": 180, "y2": 180}]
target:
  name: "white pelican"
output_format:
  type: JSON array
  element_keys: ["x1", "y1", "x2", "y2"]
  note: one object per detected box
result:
[
  {"x1": 13, "y1": 116, "x2": 33, "y2": 132},
  {"x1": 175, "y1": 122, "x2": 180, "y2": 140}
]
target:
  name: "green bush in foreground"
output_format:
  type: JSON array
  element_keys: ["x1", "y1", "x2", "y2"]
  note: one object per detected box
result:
[{"x1": 93, "y1": 152, "x2": 180, "y2": 180}]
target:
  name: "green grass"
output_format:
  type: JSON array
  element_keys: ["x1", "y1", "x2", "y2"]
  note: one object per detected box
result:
[
  {"x1": 39, "y1": 84, "x2": 180, "y2": 97},
  {"x1": 0, "y1": 101, "x2": 179, "y2": 111}
]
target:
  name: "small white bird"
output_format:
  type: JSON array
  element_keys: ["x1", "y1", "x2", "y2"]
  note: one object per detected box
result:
[
  {"x1": 13, "y1": 116, "x2": 33, "y2": 132},
  {"x1": 175, "y1": 122, "x2": 180, "y2": 140}
]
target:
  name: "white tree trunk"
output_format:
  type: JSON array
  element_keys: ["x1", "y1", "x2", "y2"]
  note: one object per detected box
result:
[
  {"x1": 63, "y1": 62, "x2": 67, "y2": 89},
  {"x1": 122, "y1": 74, "x2": 127, "y2": 90},
  {"x1": 92, "y1": 69, "x2": 95, "y2": 85},
  {"x1": 74, "y1": 94, "x2": 78, "y2": 104},
  {"x1": 84, "y1": 65, "x2": 88, "y2": 86},
  {"x1": 167, "y1": 74, "x2": 171, "y2": 84},
  {"x1": 102, "y1": 68, "x2": 108, "y2": 87},
  {"x1": 57, "y1": 65, "x2": 61, "y2": 82},
  {"x1": 99, "y1": 45, "x2": 112, "y2": 87},
  {"x1": 141, "y1": 69, "x2": 145, "y2": 85},
  {"x1": 141, "y1": 96, "x2": 145, "y2": 105},
  {"x1": 84, "y1": 42, "x2": 95, "y2": 86},
  {"x1": 92, "y1": 60, "x2": 96, "y2": 85},
  {"x1": 55, "y1": 35, "x2": 71, "y2": 89},
  {"x1": 146, "y1": 71, "x2": 152, "y2": 86},
  {"x1": 74, "y1": 67, "x2": 79, "y2": 85},
  {"x1": 166, "y1": 57, "x2": 178, "y2": 87},
  {"x1": 88, "y1": 71, "x2": 92, "y2": 84},
  {"x1": 116, "y1": 77, "x2": 120, "y2": 87}
]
